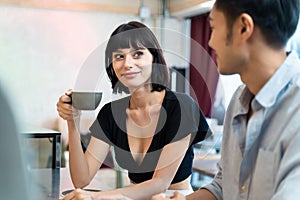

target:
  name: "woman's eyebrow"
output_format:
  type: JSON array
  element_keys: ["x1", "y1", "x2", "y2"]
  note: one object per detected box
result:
[
  {"x1": 113, "y1": 49, "x2": 123, "y2": 53},
  {"x1": 128, "y1": 47, "x2": 146, "y2": 52},
  {"x1": 113, "y1": 47, "x2": 146, "y2": 54}
]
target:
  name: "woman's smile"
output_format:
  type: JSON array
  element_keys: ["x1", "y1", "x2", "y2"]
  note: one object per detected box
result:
[{"x1": 122, "y1": 71, "x2": 141, "y2": 79}]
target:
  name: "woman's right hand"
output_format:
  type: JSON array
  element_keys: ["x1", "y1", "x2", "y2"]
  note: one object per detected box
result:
[
  {"x1": 57, "y1": 90, "x2": 81, "y2": 122},
  {"x1": 152, "y1": 192, "x2": 186, "y2": 200}
]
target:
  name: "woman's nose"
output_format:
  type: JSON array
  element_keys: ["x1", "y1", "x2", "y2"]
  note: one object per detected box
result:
[{"x1": 124, "y1": 55, "x2": 134, "y2": 69}]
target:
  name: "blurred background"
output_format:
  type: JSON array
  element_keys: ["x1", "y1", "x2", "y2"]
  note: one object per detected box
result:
[{"x1": 0, "y1": 0, "x2": 299, "y2": 170}]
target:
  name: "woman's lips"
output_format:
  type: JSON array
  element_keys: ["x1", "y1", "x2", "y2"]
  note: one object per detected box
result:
[{"x1": 122, "y1": 71, "x2": 141, "y2": 78}]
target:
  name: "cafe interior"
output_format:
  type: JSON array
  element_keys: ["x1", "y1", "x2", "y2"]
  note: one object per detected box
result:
[{"x1": 0, "y1": 0, "x2": 299, "y2": 199}]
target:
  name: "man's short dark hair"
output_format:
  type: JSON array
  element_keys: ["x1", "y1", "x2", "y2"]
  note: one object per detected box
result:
[{"x1": 214, "y1": 0, "x2": 300, "y2": 49}]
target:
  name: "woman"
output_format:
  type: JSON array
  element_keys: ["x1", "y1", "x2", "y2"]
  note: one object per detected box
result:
[{"x1": 57, "y1": 21, "x2": 211, "y2": 200}]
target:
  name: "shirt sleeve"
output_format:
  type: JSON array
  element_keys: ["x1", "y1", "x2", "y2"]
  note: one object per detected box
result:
[
  {"x1": 165, "y1": 93, "x2": 212, "y2": 145},
  {"x1": 202, "y1": 160, "x2": 224, "y2": 200},
  {"x1": 89, "y1": 103, "x2": 113, "y2": 145}
]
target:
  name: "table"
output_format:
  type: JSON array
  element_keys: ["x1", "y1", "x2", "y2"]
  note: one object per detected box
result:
[
  {"x1": 32, "y1": 168, "x2": 60, "y2": 199},
  {"x1": 20, "y1": 124, "x2": 61, "y2": 168},
  {"x1": 192, "y1": 154, "x2": 221, "y2": 178},
  {"x1": 32, "y1": 168, "x2": 130, "y2": 199}
]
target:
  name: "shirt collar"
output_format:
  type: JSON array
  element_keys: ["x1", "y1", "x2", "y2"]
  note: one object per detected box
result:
[
  {"x1": 254, "y1": 51, "x2": 300, "y2": 109},
  {"x1": 239, "y1": 85, "x2": 253, "y2": 114}
]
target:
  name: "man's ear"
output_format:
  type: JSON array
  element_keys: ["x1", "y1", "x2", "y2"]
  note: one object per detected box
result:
[{"x1": 238, "y1": 13, "x2": 254, "y2": 41}]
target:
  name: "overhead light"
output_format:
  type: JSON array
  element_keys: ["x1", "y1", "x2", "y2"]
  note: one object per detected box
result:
[
  {"x1": 139, "y1": 6, "x2": 151, "y2": 19},
  {"x1": 171, "y1": 0, "x2": 215, "y2": 18}
]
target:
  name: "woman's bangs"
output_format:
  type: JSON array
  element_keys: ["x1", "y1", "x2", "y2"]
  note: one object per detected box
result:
[
  {"x1": 110, "y1": 30, "x2": 151, "y2": 52},
  {"x1": 109, "y1": 34, "x2": 131, "y2": 52}
]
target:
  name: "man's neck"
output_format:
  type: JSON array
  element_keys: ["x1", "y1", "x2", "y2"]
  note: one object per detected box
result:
[{"x1": 240, "y1": 48, "x2": 287, "y2": 95}]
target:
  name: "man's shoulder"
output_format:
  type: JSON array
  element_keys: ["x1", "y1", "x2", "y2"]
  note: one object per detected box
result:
[{"x1": 292, "y1": 74, "x2": 300, "y2": 87}]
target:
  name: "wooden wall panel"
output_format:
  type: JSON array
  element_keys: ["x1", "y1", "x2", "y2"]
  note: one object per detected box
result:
[
  {"x1": 0, "y1": 0, "x2": 212, "y2": 17},
  {"x1": 0, "y1": 0, "x2": 160, "y2": 15},
  {"x1": 169, "y1": 0, "x2": 210, "y2": 13}
]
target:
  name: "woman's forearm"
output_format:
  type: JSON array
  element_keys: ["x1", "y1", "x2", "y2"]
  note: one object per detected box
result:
[
  {"x1": 97, "y1": 178, "x2": 169, "y2": 200},
  {"x1": 67, "y1": 120, "x2": 91, "y2": 188}
]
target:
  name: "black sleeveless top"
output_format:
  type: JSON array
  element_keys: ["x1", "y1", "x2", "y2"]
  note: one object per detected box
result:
[{"x1": 90, "y1": 90, "x2": 211, "y2": 184}]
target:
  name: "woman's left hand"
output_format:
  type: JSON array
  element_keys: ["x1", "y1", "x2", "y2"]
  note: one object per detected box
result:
[
  {"x1": 60, "y1": 188, "x2": 132, "y2": 200},
  {"x1": 152, "y1": 192, "x2": 186, "y2": 200},
  {"x1": 60, "y1": 189, "x2": 94, "y2": 200}
]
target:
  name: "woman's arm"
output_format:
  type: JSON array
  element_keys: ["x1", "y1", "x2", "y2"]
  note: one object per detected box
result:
[
  {"x1": 151, "y1": 189, "x2": 216, "y2": 200},
  {"x1": 93, "y1": 134, "x2": 192, "y2": 200},
  {"x1": 57, "y1": 92, "x2": 109, "y2": 188},
  {"x1": 68, "y1": 132, "x2": 110, "y2": 188}
]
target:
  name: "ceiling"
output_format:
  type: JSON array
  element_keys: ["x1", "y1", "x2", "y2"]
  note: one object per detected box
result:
[{"x1": 0, "y1": 0, "x2": 213, "y2": 18}]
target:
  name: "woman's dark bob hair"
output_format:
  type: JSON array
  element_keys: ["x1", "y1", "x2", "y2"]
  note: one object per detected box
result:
[{"x1": 105, "y1": 21, "x2": 170, "y2": 94}]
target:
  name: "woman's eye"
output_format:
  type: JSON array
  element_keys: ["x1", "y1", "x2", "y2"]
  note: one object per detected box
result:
[
  {"x1": 113, "y1": 54, "x2": 124, "y2": 60},
  {"x1": 133, "y1": 51, "x2": 143, "y2": 58}
]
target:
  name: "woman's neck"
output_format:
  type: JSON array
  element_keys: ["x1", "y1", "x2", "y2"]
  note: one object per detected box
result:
[{"x1": 129, "y1": 87, "x2": 165, "y2": 110}]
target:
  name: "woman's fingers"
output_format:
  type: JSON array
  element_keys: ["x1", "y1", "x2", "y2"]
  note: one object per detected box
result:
[
  {"x1": 152, "y1": 193, "x2": 170, "y2": 200},
  {"x1": 57, "y1": 91, "x2": 80, "y2": 121},
  {"x1": 60, "y1": 189, "x2": 94, "y2": 200},
  {"x1": 151, "y1": 192, "x2": 186, "y2": 200},
  {"x1": 95, "y1": 194, "x2": 132, "y2": 200},
  {"x1": 65, "y1": 89, "x2": 73, "y2": 96},
  {"x1": 60, "y1": 92, "x2": 72, "y2": 104},
  {"x1": 171, "y1": 192, "x2": 185, "y2": 200}
]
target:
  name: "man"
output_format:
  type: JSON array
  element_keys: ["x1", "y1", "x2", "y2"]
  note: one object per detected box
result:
[{"x1": 153, "y1": 0, "x2": 300, "y2": 199}]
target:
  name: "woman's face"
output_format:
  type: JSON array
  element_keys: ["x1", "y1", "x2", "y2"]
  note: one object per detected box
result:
[{"x1": 112, "y1": 47, "x2": 153, "y2": 91}]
